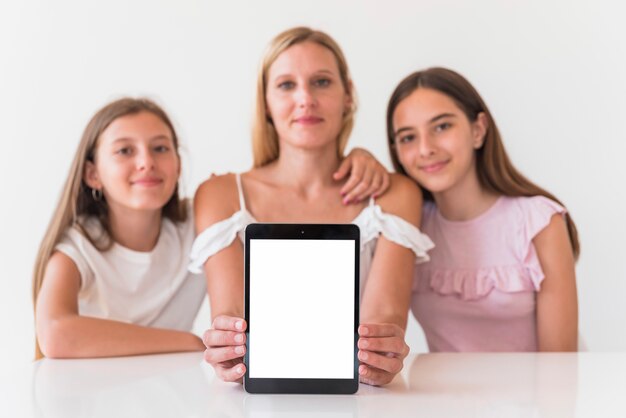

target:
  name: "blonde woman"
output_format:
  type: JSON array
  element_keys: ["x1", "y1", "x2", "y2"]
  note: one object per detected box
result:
[{"x1": 190, "y1": 27, "x2": 434, "y2": 386}]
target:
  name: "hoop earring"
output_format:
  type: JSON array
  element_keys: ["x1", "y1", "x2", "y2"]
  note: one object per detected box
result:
[{"x1": 92, "y1": 188, "x2": 103, "y2": 202}]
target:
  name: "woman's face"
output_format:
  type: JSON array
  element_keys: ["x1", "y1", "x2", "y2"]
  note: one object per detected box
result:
[
  {"x1": 391, "y1": 88, "x2": 486, "y2": 195},
  {"x1": 84, "y1": 111, "x2": 180, "y2": 214},
  {"x1": 265, "y1": 41, "x2": 351, "y2": 152}
]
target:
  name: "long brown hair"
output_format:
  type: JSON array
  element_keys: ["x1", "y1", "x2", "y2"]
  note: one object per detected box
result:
[
  {"x1": 386, "y1": 67, "x2": 579, "y2": 259},
  {"x1": 32, "y1": 97, "x2": 187, "y2": 359},
  {"x1": 252, "y1": 26, "x2": 357, "y2": 167}
]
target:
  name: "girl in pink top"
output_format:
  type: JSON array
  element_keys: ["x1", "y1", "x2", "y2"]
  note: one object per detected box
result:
[{"x1": 386, "y1": 68, "x2": 580, "y2": 351}]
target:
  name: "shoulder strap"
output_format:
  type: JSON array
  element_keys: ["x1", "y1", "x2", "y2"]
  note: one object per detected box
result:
[{"x1": 235, "y1": 173, "x2": 247, "y2": 211}]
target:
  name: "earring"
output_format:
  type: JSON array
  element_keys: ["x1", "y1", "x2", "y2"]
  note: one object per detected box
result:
[
  {"x1": 92, "y1": 188, "x2": 103, "y2": 202},
  {"x1": 342, "y1": 104, "x2": 352, "y2": 117}
]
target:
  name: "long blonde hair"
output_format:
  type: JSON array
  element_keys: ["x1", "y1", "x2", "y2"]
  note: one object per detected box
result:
[
  {"x1": 386, "y1": 67, "x2": 580, "y2": 259},
  {"x1": 252, "y1": 26, "x2": 357, "y2": 167},
  {"x1": 32, "y1": 98, "x2": 187, "y2": 359}
]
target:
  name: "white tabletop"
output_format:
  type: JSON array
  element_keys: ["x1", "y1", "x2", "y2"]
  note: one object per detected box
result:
[{"x1": 9, "y1": 352, "x2": 626, "y2": 417}]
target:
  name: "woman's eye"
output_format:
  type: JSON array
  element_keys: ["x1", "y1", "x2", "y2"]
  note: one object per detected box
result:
[
  {"x1": 313, "y1": 78, "x2": 331, "y2": 87},
  {"x1": 154, "y1": 145, "x2": 170, "y2": 153},
  {"x1": 277, "y1": 81, "x2": 295, "y2": 90}
]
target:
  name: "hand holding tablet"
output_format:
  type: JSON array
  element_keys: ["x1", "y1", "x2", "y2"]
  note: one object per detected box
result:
[
  {"x1": 202, "y1": 316, "x2": 248, "y2": 382},
  {"x1": 357, "y1": 323, "x2": 409, "y2": 386},
  {"x1": 203, "y1": 223, "x2": 409, "y2": 390}
]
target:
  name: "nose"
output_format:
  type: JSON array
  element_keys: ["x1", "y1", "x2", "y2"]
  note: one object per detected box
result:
[
  {"x1": 136, "y1": 147, "x2": 155, "y2": 171},
  {"x1": 295, "y1": 84, "x2": 317, "y2": 108},
  {"x1": 418, "y1": 133, "x2": 436, "y2": 158}
]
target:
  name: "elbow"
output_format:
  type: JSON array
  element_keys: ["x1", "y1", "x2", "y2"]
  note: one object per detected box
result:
[
  {"x1": 540, "y1": 344, "x2": 578, "y2": 353},
  {"x1": 538, "y1": 333, "x2": 579, "y2": 352},
  {"x1": 37, "y1": 318, "x2": 79, "y2": 359}
]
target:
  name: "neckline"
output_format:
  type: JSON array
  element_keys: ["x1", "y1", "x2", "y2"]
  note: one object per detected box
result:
[
  {"x1": 239, "y1": 203, "x2": 374, "y2": 225},
  {"x1": 434, "y1": 196, "x2": 504, "y2": 226},
  {"x1": 109, "y1": 219, "x2": 169, "y2": 261},
  {"x1": 78, "y1": 216, "x2": 164, "y2": 261},
  {"x1": 236, "y1": 172, "x2": 374, "y2": 225}
]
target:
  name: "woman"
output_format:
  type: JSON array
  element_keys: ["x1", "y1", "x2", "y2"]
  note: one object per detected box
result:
[{"x1": 190, "y1": 27, "x2": 434, "y2": 385}]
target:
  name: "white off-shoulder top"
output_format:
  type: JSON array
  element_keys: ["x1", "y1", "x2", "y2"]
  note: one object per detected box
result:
[{"x1": 189, "y1": 174, "x2": 434, "y2": 298}]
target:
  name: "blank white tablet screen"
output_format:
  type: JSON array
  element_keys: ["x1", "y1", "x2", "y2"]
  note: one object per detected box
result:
[{"x1": 249, "y1": 239, "x2": 355, "y2": 379}]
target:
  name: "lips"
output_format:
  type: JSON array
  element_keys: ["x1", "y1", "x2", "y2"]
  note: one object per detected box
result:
[
  {"x1": 132, "y1": 177, "x2": 163, "y2": 187},
  {"x1": 294, "y1": 115, "x2": 324, "y2": 125},
  {"x1": 419, "y1": 160, "x2": 449, "y2": 173}
]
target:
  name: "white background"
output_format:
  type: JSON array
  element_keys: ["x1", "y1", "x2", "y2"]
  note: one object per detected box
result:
[
  {"x1": 1, "y1": 0, "x2": 625, "y2": 375},
  {"x1": 249, "y1": 239, "x2": 354, "y2": 379}
]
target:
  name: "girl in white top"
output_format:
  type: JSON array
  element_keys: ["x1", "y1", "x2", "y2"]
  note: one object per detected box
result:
[
  {"x1": 192, "y1": 27, "x2": 434, "y2": 386},
  {"x1": 32, "y1": 98, "x2": 207, "y2": 358}
]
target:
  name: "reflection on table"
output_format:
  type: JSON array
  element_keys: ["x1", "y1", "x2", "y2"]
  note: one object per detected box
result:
[{"x1": 32, "y1": 351, "x2": 626, "y2": 418}]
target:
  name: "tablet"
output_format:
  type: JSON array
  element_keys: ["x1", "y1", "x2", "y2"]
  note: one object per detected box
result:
[{"x1": 243, "y1": 223, "x2": 360, "y2": 394}]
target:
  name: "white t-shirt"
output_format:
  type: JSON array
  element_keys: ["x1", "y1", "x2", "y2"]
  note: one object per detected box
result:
[{"x1": 55, "y1": 209, "x2": 206, "y2": 332}]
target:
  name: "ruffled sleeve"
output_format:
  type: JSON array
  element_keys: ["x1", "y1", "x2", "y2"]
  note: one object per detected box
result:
[
  {"x1": 353, "y1": 204, "x2": 434, "y2": 263},
  {"x1": 188, "y1": 210, "x2": 254, "y2": 273},
  {"x1": 518, "y1": 196, "x2": 567, "y2": 290}
]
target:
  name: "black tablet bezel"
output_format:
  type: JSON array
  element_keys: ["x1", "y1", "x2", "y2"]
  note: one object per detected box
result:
[{"x1": 243, "y1": 223, "x2": 360, "y2": 394}]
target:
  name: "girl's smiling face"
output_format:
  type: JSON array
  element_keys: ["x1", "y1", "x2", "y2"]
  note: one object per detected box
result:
[
  {"x1": 84, "y1": 111, "x2": 180, "y2": 214},
  {"x1": 391, "y1": 87, "x2": 487, "y2": 196}
]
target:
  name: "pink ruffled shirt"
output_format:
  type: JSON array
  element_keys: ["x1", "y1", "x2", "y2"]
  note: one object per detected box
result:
[{"x1": 411, "y1": 195, "x2": 566, "y2": 352}]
